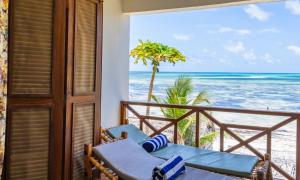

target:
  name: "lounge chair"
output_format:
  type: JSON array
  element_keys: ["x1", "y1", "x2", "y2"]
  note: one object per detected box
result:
[
  {"x1": 101, "y1": 124, "x2": 271, "y2": 180},
  {"x1": 84, "y1": 136, "x2": 238, "y2": 180},
  {"x1": 85, "y1": 138, "x2": 236, "y2": 180}
]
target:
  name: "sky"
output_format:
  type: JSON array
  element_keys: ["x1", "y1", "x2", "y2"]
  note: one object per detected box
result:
[{"x1": 129, "y1": 0, "x2": 300, "y2": 73}]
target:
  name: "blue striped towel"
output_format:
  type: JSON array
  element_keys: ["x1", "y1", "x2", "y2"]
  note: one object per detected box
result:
[
  {"x1": 152, "y1": 155, "x2": 186, "y2": 180},
  {"x1": 142, "y1": 134, "x2": 168, "y2": 152}
]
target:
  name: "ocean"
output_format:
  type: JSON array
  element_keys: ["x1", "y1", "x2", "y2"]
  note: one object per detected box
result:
[
  {"x1": 129, "y1": 71, "x2": 300, "y2": 177},
  {"x1": 129, "y1": 71, "x2": 300, "y2": 112}
]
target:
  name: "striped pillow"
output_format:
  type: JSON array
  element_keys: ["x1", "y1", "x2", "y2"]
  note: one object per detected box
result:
[
  {"x1": 152, "y1": 155, "x2": 186, "y2": 180},
  {"x1": 142, "y1": 134, "x2": 168, "y2": 152}
]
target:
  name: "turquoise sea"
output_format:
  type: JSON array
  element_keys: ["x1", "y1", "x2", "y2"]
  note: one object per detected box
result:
[
  {"x1": 129, "y1": 71, "x2": 300, "y2": 176},
  {"x1": 129, "y1": 72, "x2": 300, "y2": 112}
]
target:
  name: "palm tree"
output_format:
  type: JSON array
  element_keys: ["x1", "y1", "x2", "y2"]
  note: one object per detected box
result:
[
  {"x1": 152, "y1": 76, "x2": 218, "y2": 148},
  {"x1": 130, "y1": 40, "x2": 186, "y2": 118}
]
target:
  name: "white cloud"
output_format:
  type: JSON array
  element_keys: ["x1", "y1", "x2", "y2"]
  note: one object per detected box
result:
[
  {"x1": 219, "y1": 58, "x2": 232, "y2": 65},
  {"x1": 202, "y1": 48, "x2": 217, "y2": 57},
  {"x1": 189, "y1": 57, "x2": 206, "y2": 65},
  {"x1": 225, "y1": 42, "x2": 281, "y2": 64},
  {"x1": 218, "y1": 27, "x2": 251, "y2": 36},
  {"x1": 202, "y1": 48, "x2": 209, "y2": 53},
  {"x1": 285, "y1": 0, "x2": 300, "y2": 15},
  {"x1": 262, "y1": 53, "x2": 273, "y2": 63},
  {"x1": 224, "y1": 42, "x2": 258, "y2": 63},
  {"x1": 244, "y1": 5, "x2": 271, "y2": 21},
  {"x1": 259, "y1": 28, "x2": 280, "y2": 34},
  {"x1": 173, "y1": 34, "x2": 192, "y2": 41},
  {"x1": 243, "y1": 50, "x2": 257, "y2": 61},
  {"x1": 224, "y1": 41, "x2": 245, "y2": 53},
  {"x1": 287, "y1": 45, "x2": 300, "y2": 56},
  {"x1": 261, "y1": 53, "x2": 280, "y2": 64}
]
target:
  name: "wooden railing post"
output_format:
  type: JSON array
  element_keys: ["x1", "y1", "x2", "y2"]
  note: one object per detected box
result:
[
  {"x1": 220, "y1": 128, "x2": 224, "y2": 152},
  {"x1": 267, "y1": 132, "x2": 271, "y2": 156},
  {"x1": 140, "y1": 117, "x2": 144, "y2": 131},
  {"x1": 297, "y1": 116, "x2": 300, "y2": 180},
  {"x1": 195, "y1": 111, "x2": 200, "y2": 147},
  {"x1": 174, "y1": 123, "x2": 178, "y2": 144},
  {"x1": 120, "y1": 102, "x2": 126, "y2": 125}
]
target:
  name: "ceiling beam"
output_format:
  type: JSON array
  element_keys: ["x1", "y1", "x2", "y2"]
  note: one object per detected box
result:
[{"x1": 121, "y1": 0, "x2": 278, "y2": 14}]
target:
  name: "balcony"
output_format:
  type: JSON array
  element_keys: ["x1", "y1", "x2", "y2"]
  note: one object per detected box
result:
[
  {"x1": 120, "y1": 101, "x2": 300, "y2": 179},
  {"x1": 1, "y1": 0, "x2": 299, "y2": 179}
]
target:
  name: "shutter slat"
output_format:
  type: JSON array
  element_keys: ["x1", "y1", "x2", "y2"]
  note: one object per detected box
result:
[
  {"x1": 9, "y1": 108, "x2": 50, "y2": 180},
  {"x1": 11, "y1": 0, "x2": 53, "y2": 95},
  {"x1": 74, "y1": 0, "x2": 97, "y2": 95},
  {"x1": 73, "y1": 104, "x2": 94, "y2": 179}
]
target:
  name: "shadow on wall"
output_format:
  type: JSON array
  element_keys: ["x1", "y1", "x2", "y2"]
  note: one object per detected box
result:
[{"x1": 0, "y1": 0, "x2": 8, "y2": 177}]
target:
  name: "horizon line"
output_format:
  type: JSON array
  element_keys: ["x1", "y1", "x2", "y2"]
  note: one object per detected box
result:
[{"x1": 129, "y1": 71, "x2": 300, "y2": 74}]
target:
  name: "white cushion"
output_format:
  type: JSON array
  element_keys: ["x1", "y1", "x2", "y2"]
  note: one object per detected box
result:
[
  {"x1": 93, "y1": 138, "x2": 237, "y2": 180},
  {"x1": 94, "y1": 138, "x2": 164, "y2": 180}
]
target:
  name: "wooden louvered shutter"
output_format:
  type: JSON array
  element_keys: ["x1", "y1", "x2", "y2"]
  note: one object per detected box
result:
[
  {"x1": 9, "y1": 109, "x2": 50, "y2": 179},
  {"x1": 64, "y1": 0, "x2": 102, "y2": 179},
  {"x1": 4, "y1": 0, "x2": 66, "y2": 179}
]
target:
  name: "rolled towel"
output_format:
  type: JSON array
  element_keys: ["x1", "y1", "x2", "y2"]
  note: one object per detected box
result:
[
  {"x1": 152, "y1": 155, "x2": 186, "y2": 180},
  {"x1": 142, "y1": 134, "x2": 168, "y2": 152}
]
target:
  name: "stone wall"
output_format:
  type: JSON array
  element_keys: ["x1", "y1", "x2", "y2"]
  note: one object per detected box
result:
[{"x1": 0, "y1": 0, "x2": 8, "y2": 177}]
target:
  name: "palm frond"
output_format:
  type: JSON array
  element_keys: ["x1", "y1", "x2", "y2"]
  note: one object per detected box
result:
[
  {"x1": 199, "y1": 131, "x2": 219, "y2": 147},
  {"x1": 178, "y1": 117, "x2": 194, "y2": 137},
  {"x1": 152, "y1": 76, "x2": 216, "y2": 147},
  {"x1": 192, "y1": 91, "x2": 210, "y2": 105}
]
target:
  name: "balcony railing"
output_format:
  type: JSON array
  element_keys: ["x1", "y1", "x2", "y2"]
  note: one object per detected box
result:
[{"x1": 120, "y1": 101, "x2": 300, "y2": 180}]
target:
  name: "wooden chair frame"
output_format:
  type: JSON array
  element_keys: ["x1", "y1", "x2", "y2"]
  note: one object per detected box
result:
[
  {"x1": 83, "y1": 128, "x2": 272, "y2": 180},
  {"x1": 84, "y1": 130, "x2": 128, "y2": 180}
]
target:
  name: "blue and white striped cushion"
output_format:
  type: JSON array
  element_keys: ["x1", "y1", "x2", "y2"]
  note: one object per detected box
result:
[
  {"x1": 142, "y1": 134, "x2": 168, "y2": 152},
  {"x1": 152, "y1": 155, "x2": 186, "y2": 180}
]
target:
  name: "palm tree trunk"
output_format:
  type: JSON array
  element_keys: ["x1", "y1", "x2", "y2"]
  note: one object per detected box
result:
[
  {"x1": 145, "y1": 65, "x2": 157, "y2": 134},
  {"x1": 146, "y1": 65, "x2": 157, "y2": 116}
]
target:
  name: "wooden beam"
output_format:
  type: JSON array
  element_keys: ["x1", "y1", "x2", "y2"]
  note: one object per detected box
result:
[
  {"x1": 125, "y1": 104, "x2": 141, "y2": 119},
  {"x1": 140, "y1": 117, "x2": 144, "y2": 131},
  {"x1": 203, "y1": 114, "x2": 294, "y2": 179},
  {"x1": 223, "y1": 123, "x2": 269, "y2": 131},
  {"x1": 271, "y1": 162, "x2": 294, "y2": 180},
  {"x1": 226, "y1": 116, "x2": 296, "y2": 153},
  {"x1": 220, "y1": 128, "x2": 224, "y2": 152},
  {"x1": 267, "y1": 132, "x2": 271, "y2": 156},
  {"x1": 143, "y1": 119, "x2": 159, "y2": 135},
  {"x1": 122, "y1": 0, "x2": 277, "y2": 14},
  {"x1": 174, "y1": 123, "x2": 178, "y2": 144},
  {"x1": 120, "y1": 103, "x2": 126, "y2": 125},
  {"x1": 201, "y1": 110, "x2": 264, "y2": 159},
  {"x1": 121, "y1": 101, "x2": 300, "y2": 117},
  {"x1": 126, "y1": 105, "x2": 159, "y2": 134},
  {"x1": 195, "y1": 111, "x2": 200, "y2": 147},
  {"x1": 141, "y1": 115, "x2": 175, "y2": 122},
  {"x1": 149, "y1": 110, "x2": 195, "y2": 137}
]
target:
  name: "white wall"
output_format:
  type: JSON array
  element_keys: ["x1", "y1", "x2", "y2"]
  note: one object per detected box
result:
[
  {"x1": 122, "y1": 0, "x2": 275, "y2": 14},
  {"x1": 102, "y1": 0, "x2": 130, "y2": 128}
]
